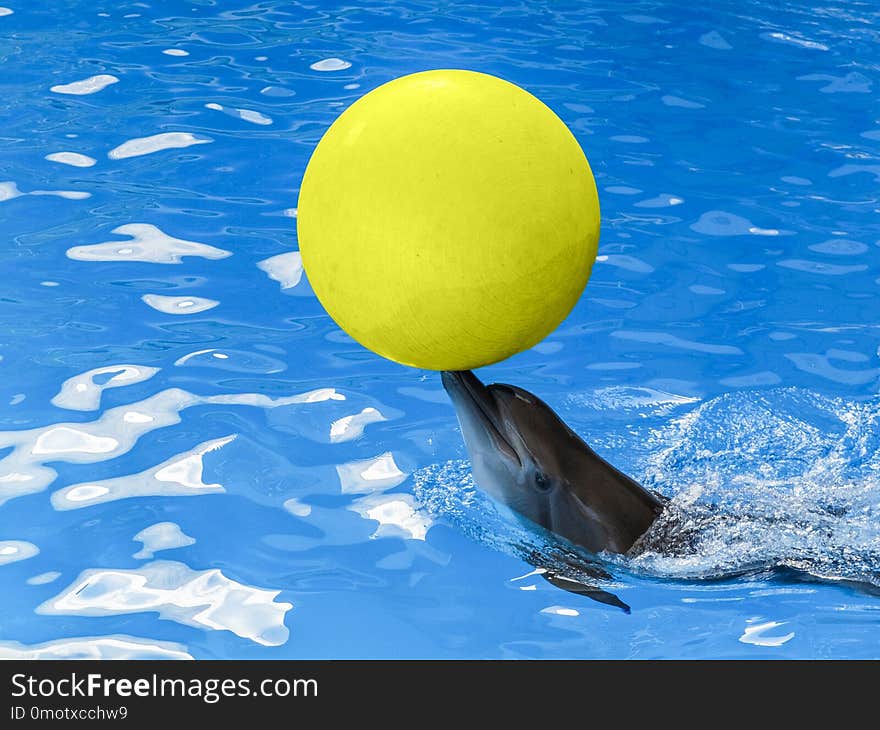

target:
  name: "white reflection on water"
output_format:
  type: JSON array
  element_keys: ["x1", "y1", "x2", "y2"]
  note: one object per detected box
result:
[
  {"x1": 777, "y1": 259, "x2": 868, "y2": 276},
  {"x1": 26, "y1": 571, "x2": 62, "y2": 586},
  {"x1": 763, "y1": 31, "x2": 828, "y2": 51},
  {"x1": 141, "y1": 294, "x2": 219, "y2": 315},
  {"x1": 1, "y1": 180, "x2": 90, "y2": 201},
  {"x1": 540, "y1": 605, "x2": 580, "y2": 617},
  {"x1": 51, "y1": 364, "x2": 160, "y2": 411},
  {"x1": 283, "y1": 497, "x2": 311, "y2": 517},
  {"x1": 329, "y1": 407, "x2": 386, "y2": 443},
  {"x1": 334, "y1": 452, "x2": 435, "y2": 540},
  {"x1": 0, "y1": 635, "x2": 193, "y2": 660},
  {"x1": 310, "y1": 58, "x2": 351, "y2": 71},
  {"x1": 337, "y1": 452, "x2": 406, "y2": 494},
  {"x1": 691, "y1": 210, "x2": 791, "y2": 237},
  {"x1": 784, "y1": 351, "x2": 880, "y2": 385},
  {"x1": 257, "y1": 251, "x2": 302, "y2": 290},
  {"x1": 699, "y1": 30, "x2": 732, "y2": 50},
  {"x1": 348, "y1": 494, "x2": 431, "y2": 540},
  {"x1": 133, "y1": 522, "x2": 196, "y2": 559},
  {"x1": 661, "y1": 95, "x2": 704, "y2": 109},
  {"x1": 30, "y1": 188, "x2": 91, "y2": 199},
  {"x1": 0, "y1": 540, "x2": 39, "y2": 565},
  {"x1": 739, "y1": 618, "x2": 795, "y2": 647},
  {"x1": 204, "y1": 102, "x2": 273, "y2": 125},
  {"x1": 610, "y1": 330, "x2": 743, "y2": 355},
  {"x1": 50, "y1": 74, "x2": 119, "y2": 95},
  {"x1": 108, "y1": 132, "x2": 213, "y2": 160},
  {"x1": 39, "y1": 560, "x2": 292, "y2": 646},
  {"x1": 797, "y1": 72, "x2": 872, "y2": 94},
  {"x1": 45, "y1": 152, "x2": 97, "y2": 167},
  {"x1": 0, "y1": 383, "x2": 345, "y2": 505},
  {"x1": 52, "y1": 435, "x2": 235, "y2": 511},
  {"x1": 67, "y1": 223, "x2": 231, "y2": 263}
]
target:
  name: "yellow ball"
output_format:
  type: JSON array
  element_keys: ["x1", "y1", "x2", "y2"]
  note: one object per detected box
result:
[{"x1": 297, "y1": 69, "x2": 600, "y2": 371}]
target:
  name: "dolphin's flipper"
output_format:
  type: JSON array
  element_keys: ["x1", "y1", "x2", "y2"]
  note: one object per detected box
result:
[{"x1": 542, "y1": 571, "x2": 631, "y2": 614}]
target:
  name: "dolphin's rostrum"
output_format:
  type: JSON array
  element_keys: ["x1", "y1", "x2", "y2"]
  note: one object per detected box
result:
[{"x1": 442, "y1": 370, "x2": 665, "y2": 608}]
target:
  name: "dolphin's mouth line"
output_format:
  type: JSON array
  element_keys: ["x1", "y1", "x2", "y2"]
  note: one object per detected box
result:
[{"x1": 442, "y1": 371, "x2": 521, "y2": 466}]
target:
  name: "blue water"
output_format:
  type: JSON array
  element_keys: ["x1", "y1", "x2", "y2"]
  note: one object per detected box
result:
[{"x1": 1, "y1": 0, "x2": 879, "y2": 659}]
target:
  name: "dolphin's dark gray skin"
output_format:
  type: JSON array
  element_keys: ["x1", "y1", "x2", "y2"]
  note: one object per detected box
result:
[{"x1": 441, "y1": 370, "x2": 665, "y2": 557}]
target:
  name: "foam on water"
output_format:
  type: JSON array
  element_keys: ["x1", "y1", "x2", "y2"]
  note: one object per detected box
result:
[
  {"x1": 628, "y1": 389, "x2": 880, "y2": 587},
  {"x1": 415, "y1": 388, "x2": 880, "y2": 594},
  {"x1": 38, "y1": 560, "x2": 292, "y2": 646}
]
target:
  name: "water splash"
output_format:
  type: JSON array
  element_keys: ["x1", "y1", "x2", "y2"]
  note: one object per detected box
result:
[
  {"x1": 629, "y1": 389, "x2": 880, "y2": 588},
  {"x1": 416, "y1": 388, "x2": 880, "y2": 593}
]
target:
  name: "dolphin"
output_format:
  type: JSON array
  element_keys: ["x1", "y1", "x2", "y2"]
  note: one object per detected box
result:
[{"x1": 442, "y1": 370, "x2": 665, "y2": 608}]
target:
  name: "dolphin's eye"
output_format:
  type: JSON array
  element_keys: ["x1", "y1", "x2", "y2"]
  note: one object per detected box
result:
[{"x1": 534, "y1": 471, "x2": 552, "y2": 493}]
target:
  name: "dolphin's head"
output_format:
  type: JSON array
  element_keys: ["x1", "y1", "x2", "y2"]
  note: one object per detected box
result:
[{"x1": 441, "y1": 370, "x2": 662, "y2": 555}]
